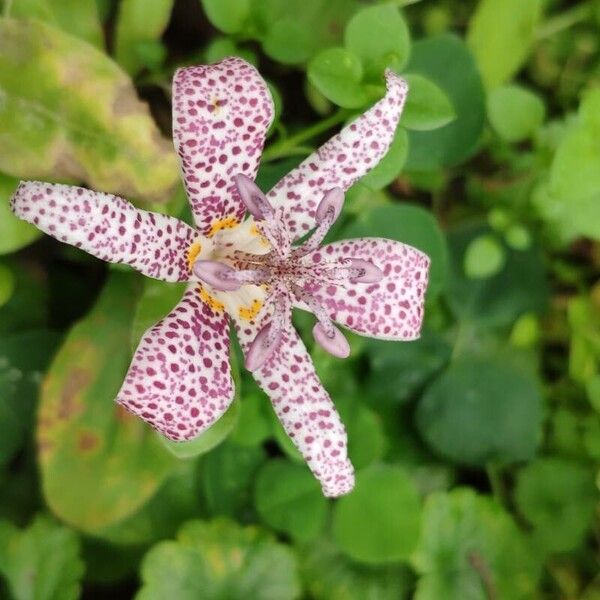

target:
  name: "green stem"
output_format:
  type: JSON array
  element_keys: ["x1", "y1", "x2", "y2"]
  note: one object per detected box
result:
[
  {"x1": 262, "y1": 109, "x2": 351, "y2": 162},
  {"x1": 536, "y1": 3, "x2": 593, "y2": 39}
]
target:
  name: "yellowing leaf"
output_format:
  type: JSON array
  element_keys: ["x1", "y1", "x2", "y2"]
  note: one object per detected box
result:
[{"x1": 0, "y1": 18, "x2": 179, "y2": 203}]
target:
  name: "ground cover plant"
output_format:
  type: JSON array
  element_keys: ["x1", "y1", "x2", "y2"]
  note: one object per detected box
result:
[{"x1": 0, "y1": 0, "x2": 599, "y2": 598}]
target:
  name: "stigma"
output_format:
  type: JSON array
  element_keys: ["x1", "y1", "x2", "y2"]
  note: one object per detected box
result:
[{"x1": 193, "y1": 175, "x2": 383, "y2": 371}]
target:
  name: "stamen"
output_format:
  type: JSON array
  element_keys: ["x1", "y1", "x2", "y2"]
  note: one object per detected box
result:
[
  {"x1": 193, "y1": 260, "x2": 242, "y2": 291},
  {"x1": 245, "y1": 322, "x2": 283, "y2": 371},
  {"x1": 296, "y1": 188, "x2": 345, "y2": 256},
  {"x1": 313, "y1": 322, "x2": 350, "y2": 358},
  {"x1": 315, "y1": 188, "x2": 344, "y2": 224},
  {"x1": 233, "y1": 174, "x2": 273, "y2": 220},
  {"x1": 347, "y1": 259, "x2": 383, "y2": 284},
  {"x1": 293, "y1": 284, "x2": 350, "y2": 359}
]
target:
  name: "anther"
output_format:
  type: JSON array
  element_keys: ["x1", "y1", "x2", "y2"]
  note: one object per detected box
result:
[
  {"x1": 233, "y1": 174, "x2": 273, "y2": 221},
  {"x1": 245, "y1": 322, "x2": 283, "y2": 371},
  {"x1": 315, "y1": 188, "x2": 344, "y2": 224},
  {"x1": 313, "y1": 322, "x2": 350, "y2": 358},
  {"x1": 193, "y1": 260, "x2": 242, "y2": 291},
  {"x1": 348, "y1": 259, "x2": 383, "y2": 284}
]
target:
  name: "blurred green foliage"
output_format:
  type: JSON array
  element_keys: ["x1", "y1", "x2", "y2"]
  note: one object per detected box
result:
[{"x1": 0, "y1": 0, "x2": 599, "y2": 598}]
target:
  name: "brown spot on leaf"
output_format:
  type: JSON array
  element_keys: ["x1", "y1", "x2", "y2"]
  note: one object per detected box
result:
[
  {"x1": 77, "y1": 430, "x2": 100, "y2": 453},
  {"x1": 58, "y1": 368, "x2": 89, "y2": 420}
]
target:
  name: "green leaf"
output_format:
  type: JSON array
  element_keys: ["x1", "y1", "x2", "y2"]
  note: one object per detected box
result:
[
  {"x1": 301, "y1": 539, "x2": 412, "y2": 600},
  {"x1": 253, "y1": 0, "x2": 358, "y2": 65},
  {"x1": 137, "y1": 518, "x2": 301, "y2": 600},
  {"x1": 254, "y1": 459, "x2": 327, "y2": 542},
  {"x1": 404, "y1": 34, "x2": 486, "y2": 170},
  {"x1": 336, "y1": 396, "x2": 387, "y2": 469},
  {"x1": 344, "y1": 4, "x2": 411, "y2": 77},
  {"x1": 0, "y1": 329, "x2": 60, "y2": 468},
  {"x1": 342, "y1": 204, "x2": 448, "y2": 299},
  {"x1": 467, "y1": 0, "x2": 543, "y2": 89},
  {"x1": 230, "y1": 389, "x2": 273, "y2": 447},
  {"x1": 200, "y1": 442, "x2": 266, "y2": 518},
  {"x1": 446, "y1": 224, "x2": 549, "y2": 326},
  {"x1": 160, "y1": 400, "x2": 239, "y2": 459},
  {"x1": 115, "y1": 0, "x2": 174, "y2": 75},
  {"x1": 360, "y1": 126, "x2": 408, "y2": 190},
  {"x1": 0, "y1": 263, "x2": 15, "y2": 308},
  {"x1": 94, "y1": 462, "x2": 200, "y2": 545},
  {"x1": 332, "y1": 464, "x2": 421, "y2": 564},
  {"x1": 308, "y1": 48, "x2": 368, "y2": 109},
  {"x1": 200, "y1": 0, "x2": 250, "y2": 34},
  {"x1": 412, "y1": 489, "x2": 541, "y2": 600},
  {"x1": 536, "y1": 89, "x2": 600, "y2": 241},
  {"x1": 0, "y1": 18, "x2": 178, "y2": 203},
  {"x1": 515, "y1": 458, "x2": 597, "y2": 553},
  {"x1": 463, "y1": 234, "x2": 506, "y2": 279},
  {"x1": 416, "y1": 358, "x2": 543, "y2": 466},
  {"x1": 401, "y1": 74, "x2": 455, "y2": 131},
  {"x1": 10, "y1": 0, "x2": 104, "y2": 47},
  {"x1": 204, "y1": 37, "x2": 257, "y2": 66},
  {"x1": 365, "y1": 331, "x2": 451, "y2": 405},
  {"x1": 487, "y1": 84, "x2": 545, "y2": 142},
  {"x1": 0, "y1": 174, "x2": 41, "y2": 255},
  {"x1": 37, "y1": 272, "x2": 176, "y2": 533},
  {"x1": 0, "y1": 515, "x2": 84, "y2": 600},
  {"x1": 131, "y1": 278, "x2": 187, "y2": 352}
]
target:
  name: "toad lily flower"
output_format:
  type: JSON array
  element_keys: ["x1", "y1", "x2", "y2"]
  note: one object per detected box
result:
[{"x1": 10, "y1": 58, "x2": 429, "y2": 497}]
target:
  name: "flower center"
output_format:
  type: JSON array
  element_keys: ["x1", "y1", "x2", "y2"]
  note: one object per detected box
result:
[{"x1": 193, "y1": 175, "x2": 382, "y2": 370}]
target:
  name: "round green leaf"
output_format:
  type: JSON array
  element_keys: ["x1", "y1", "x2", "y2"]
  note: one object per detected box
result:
[
  {"x1": 401, "y1": 74, "x2": 455, "y2": 131},
  {"x1": 361, "y1": 126, "x2": 409, "y2": 190},
  {"x1": 254, "y1": 459, "x2": 327, "y2": 542},
  {"x1": 301, "y1": 539, "x2": 412, "y2": 600},
  {"x1": 137, "y1": 519, "x2": 301, "y2": 600},
  {"x1": 416, "y1": 358, "x2": 543, "y2": 466},
  {"x1": 200, "y1": 442, "x2": 267, "y2": 518},
  {"x1": 0, "y1": 516, "x2": 84, "y2": 600},
  {"x1": 487, "y1": 85, "x2": 545, "y2": 142},
  {"x1": 514, "y1": 458, "x2": 597, "y2": 553},
  {"x1": 308, "y1": 48, "x2": 368, "y2": 109},
  {"x1": 446, "y1": 224, "x2": 549, "y2": 326},
  {"x1": 230, "y1": 390, "x2": 273, "y2": 447},
  {"x1": 263, "y1": 18, "x2": 314, "y2": 65},
  {"x1": 463, "y1": 234, "x2": 506, "y2": 279},
  {"x1": 404, "y1": 35, "x2": 486, "y2": 170},
  {"x1": 204, "y1": 37, "x2": 257, "y2": 66},
  {"x1": 505, "y1": 224, "x2": 531, "y2": 251},
  {"x1": 343, "y1": 204, "x2": 448, "y2": 299},
  {"x1": 344, "y1": 4, "x2": 411, "y2": 77},
  {"x1": 412, "y1": 489, "x2": 541, "y2": 600},
  {"x1": 332, "y1": 464, "x2": 421, "y2": 564},
  {"x1": 200, "y1": 0, "x2": 250, "y2": 34}
]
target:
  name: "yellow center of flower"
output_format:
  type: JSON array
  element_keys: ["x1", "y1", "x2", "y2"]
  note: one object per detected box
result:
[
  {"x1": 207, "y1": 216, "x2": 239, "y2": 238},
  {"x1": 239, "y1": 299, "x2": 263, "y2": 321}
]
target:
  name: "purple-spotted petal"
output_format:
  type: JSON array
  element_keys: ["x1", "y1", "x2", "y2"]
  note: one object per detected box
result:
[
  {"x1": 116, "y1": 286, "x2": 234, "y2": 441},
  {"x1": 302, "y1": 238, "x2": 430, "y2": 340},
  {"x1": 173, "y1": 58, "x2": 274, "y2": 234},
  {"x1": 11, "y1": 181, "x2": 198, "y2": 282},
  {"x1": 267, "y1": 70, "x2": 408, "y2": 240},
  {"x1": 234, "y1": 315, "x2": 354, "y2": 497}
]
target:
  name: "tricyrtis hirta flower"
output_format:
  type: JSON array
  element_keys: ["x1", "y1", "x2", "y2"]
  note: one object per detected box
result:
[{"x1": 11, "y1": 58, "x2": 429, "y2": 497}]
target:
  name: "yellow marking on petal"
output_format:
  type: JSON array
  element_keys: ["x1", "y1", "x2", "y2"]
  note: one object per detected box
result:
[
  {"x1": 210, "y1": 97, "x2": 223, "y2": 115},
  {"x1": 197, "y1": 285, "x2": 225, "y2": 313},
  {"x1": 207, "y1": 216, "x2": 239, "y2": 238},
  {"x1": 187, "y1": 241, "x2": 202, "y2": 271},
  {"x1": 250, "y1": 223, "x2": 270, "y2": 248},
  {"x1": 239, "y1": 299, "x2": 263, "y2": 322}
]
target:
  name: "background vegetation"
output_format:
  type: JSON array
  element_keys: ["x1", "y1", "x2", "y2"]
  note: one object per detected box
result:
[{"x1": 0, "y1": 0, "x2": 599, "y2": 598}]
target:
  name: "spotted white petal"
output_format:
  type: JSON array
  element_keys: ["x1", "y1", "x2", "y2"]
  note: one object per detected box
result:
[{"x1": 11, "y1": 181, "x2": 199, "y2": 282}]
